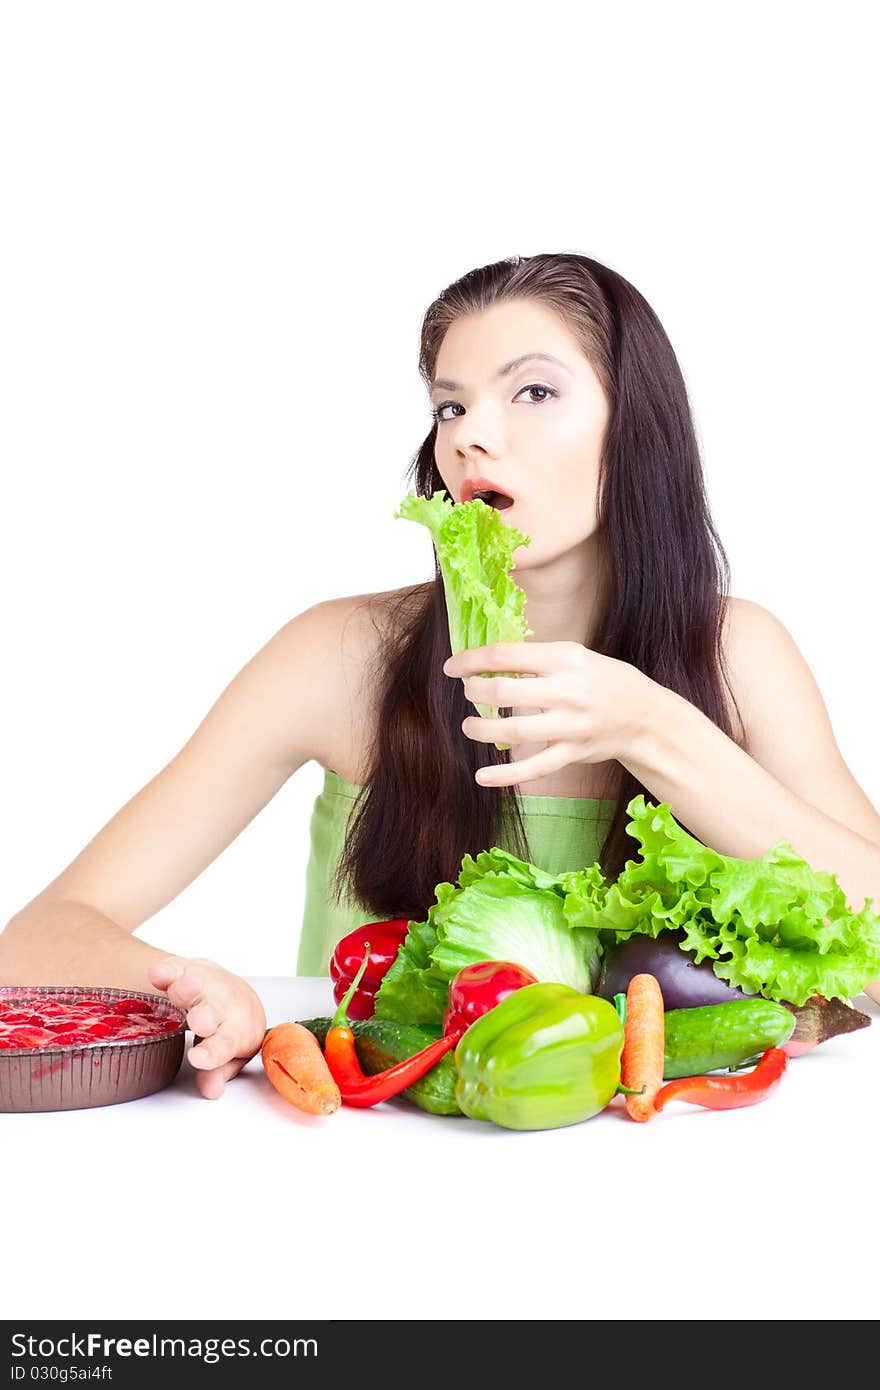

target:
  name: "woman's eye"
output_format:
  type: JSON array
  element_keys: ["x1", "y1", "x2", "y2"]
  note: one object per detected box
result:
[{"x1": 432, "y1": 383, "x2": 557, "y2": 425}]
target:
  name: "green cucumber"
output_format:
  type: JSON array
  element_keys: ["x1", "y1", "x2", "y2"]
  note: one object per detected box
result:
[
  {"x1": 663, "y1": 999, "x2": 795, "y2": 1079},
  {"x1": 297, "y1": 1016, "x2": 463, "y2": 1116}
]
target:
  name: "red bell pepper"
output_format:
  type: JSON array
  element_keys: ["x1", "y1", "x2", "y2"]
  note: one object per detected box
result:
[
  {"x1": 329, "y1": 919, "x2": 410, "y2": 1020},
  {"x1": 442, "y1": 960, "x2": 539, "y2": 1039}
]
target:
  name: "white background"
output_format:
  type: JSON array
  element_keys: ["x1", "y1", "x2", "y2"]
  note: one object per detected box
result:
[{"x1": 1, "y1": 0, "x2": 878, "y2": 980}]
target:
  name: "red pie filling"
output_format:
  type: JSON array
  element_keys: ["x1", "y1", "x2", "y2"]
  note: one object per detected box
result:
[{"x1": 0, "y1": 995, "x2": 183, "y2": 1049}]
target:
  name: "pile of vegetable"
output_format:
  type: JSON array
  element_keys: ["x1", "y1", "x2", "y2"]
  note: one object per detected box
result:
[{"x1": 259, "y1": 794, "x2": 876, "y2": 1130}]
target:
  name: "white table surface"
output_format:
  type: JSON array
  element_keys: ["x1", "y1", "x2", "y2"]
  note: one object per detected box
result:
[{"x1": 3, "y1": 977, "x2": 879, "y2": 1322}]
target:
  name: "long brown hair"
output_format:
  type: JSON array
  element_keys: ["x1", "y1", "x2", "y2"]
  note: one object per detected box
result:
[{"x1": 332, "y1": 252, "x2": 742, "y2": 923}]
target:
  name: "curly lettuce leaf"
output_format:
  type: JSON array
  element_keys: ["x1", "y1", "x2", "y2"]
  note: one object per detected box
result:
[
  {"x1": 599, "y1": 795, "x2": 880, "y2": 1005},
  {"x1": 559, "y1": 863, "x2": 611, "y2": 932},
  {"x1": 457, "y1": 845, "x2": 569, "y2": 894},
  {"x1": 710, "y1": 929, "x2": 880, "y2": 1005},
  {"x1": 395, "y1": 490, "x2": 533, "y2": 749}
]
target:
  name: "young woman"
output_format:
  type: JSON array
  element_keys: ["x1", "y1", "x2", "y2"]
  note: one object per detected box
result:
[{"x1": 3, "y1": 252, "x2": 879, "y2": 1100}]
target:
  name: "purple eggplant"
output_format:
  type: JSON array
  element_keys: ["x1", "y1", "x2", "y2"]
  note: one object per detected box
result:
[{"x1": 596, "y1": 930, "x2": 751, "y2": 1010}]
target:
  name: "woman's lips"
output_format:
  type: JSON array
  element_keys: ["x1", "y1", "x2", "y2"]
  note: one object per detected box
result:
[
  {"x1": 460, "y1": 477, "x2": 515, "y2": 506},
  {"x1": 456, "y1": 481, "x2": 521, "y2": 520}
]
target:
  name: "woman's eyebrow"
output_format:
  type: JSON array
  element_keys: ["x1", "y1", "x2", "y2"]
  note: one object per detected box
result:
[{"x1": 429, "y1": 352, "x2": 572, "y2": 395}]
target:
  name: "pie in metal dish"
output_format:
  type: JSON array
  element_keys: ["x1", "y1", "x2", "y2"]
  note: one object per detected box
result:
[{"x1": 0, "y1": 985, "x2": 187, "y2": 1112}]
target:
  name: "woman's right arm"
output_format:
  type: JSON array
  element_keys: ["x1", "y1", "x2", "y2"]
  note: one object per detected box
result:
[{"x1": 0, "y1": 597, "x2": 360, "y2": 1096}]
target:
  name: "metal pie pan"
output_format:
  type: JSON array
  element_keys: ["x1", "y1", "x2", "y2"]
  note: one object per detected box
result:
[{"x1": 0, "y1": 985, "x2": 187, "y2": 1113}]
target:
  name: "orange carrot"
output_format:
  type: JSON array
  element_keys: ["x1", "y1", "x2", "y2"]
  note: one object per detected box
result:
[
  {"x1": 261, "y1": 1021, "x2": 341, "y2": 1115},
  {"x1": 621, "y1": 973, "x2": 665, "y2": 1122}
]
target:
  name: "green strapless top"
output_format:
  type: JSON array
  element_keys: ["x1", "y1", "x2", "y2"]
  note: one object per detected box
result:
[{"x1": 296, "y1": 767, "x2": 616, "y2": 977}]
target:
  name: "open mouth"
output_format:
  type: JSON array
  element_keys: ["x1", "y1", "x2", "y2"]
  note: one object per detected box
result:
[{"x1": 471, "y1": 489, "x2": 515, "y2": 511}]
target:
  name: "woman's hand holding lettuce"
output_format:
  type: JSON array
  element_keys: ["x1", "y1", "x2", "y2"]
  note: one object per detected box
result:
[
  {"x1": 444, "y1": 638, "x2": 654, "y2": 789},
  {"x1": 397, "y1": 488, "x2": 653, "y2": 779}
]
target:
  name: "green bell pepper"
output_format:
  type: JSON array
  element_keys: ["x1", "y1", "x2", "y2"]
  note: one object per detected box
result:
[{"x1": 454, "y1": 981, "x2": 624, "y2": 1130}]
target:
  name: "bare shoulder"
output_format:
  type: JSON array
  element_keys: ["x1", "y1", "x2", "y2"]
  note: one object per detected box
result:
[
  {"x1": 301, "y1": 582, "x2": 431, "y2": 781},
  {"x1": 719, "y1": 592, "x2": 835, "y2": 762},
  {"x1": 719, "y1": 595, "x2": 797, "y2": 748},
  {"x1": 718, "y1": 594, "x2": 880, "y2": 844},
  {"x1": 308, "y1": 581, "x2": 429, "y2": 668}
]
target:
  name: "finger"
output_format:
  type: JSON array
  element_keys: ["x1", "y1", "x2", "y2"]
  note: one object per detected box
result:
[
  {"x1": 475, "y1": 742, "x2": 577, "y2": 787},
  {"x1": 148, "y1": 959, "x2": 206, "y2": 1009},
  {"x1": 162, "y1": 966, "x2": 207, "y2": 1013},
  {"x1": 463, "y1": 674, "x2": 555, "y2": 709},
  {"x1": 187, "y1": 1025, "x2": 241, "y2": 1071},
  {"x1": 186, "y1": 1001, "x2": 222, "y2": 1037},
  {"x1": 462, "y1": 711, "x2": 567, "y2": 745},
  {"x1": 147, "y1": 957, "x2": 186, "y2": 989},
  {"x1": 195, "y1": 1057, "x2": 248, "y2": 1101},
  {"x1": 444, "y1": 642, "x2": 569, "y2": 677}
]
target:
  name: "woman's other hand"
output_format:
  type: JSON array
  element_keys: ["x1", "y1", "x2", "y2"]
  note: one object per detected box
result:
[
  {"x1": 148, "y1": 956, "x2": 267, "y2": 1099},
  {"x1": 443, "y1": 640, "x2": 655, "y2": 787}
]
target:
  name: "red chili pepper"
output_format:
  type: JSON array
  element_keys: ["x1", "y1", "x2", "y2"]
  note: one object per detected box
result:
[
  {"x1": 442, "y1": 960, "x2": 539, "y2": 1039},
  {"x1": 653, "y1": 1047, "x2": 788, "y2": 1112},
  {"x1": 329, "y1": 919, "x2": 410, "y2": 1020},
  {"x1": 324, "y1": 945, "x2": 457, "y2": 1108},
  {"x1": 324, "y1": 949, "x2": 373, "y2": 1090}
]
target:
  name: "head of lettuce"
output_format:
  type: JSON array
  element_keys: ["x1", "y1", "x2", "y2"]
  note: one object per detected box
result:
[{"x1": 395, "y1": 489, "x2": 533, "y2": 751}]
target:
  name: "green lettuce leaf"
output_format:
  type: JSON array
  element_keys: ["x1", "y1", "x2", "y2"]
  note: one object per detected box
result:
[
  {"x1": 395, "y1": 490, "x2": 533, "y2": 749},
  {"x1": 372, "y1": 909, "x2": 449, "y2": 1028},
  {"x1": 457, "y1": 845, "x2": 568, "y2": 894},
  {"x1": 430, "y1": 875, "x2": 600, "y2": 992},
  {"x1": 598, "y1": 795, "x2": 880, "y2": 1005}
]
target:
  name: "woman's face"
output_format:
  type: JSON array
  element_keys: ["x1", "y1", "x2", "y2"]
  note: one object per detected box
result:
[{"x1": 430, "y1": 297, "x2": 610, "y2": 569}]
